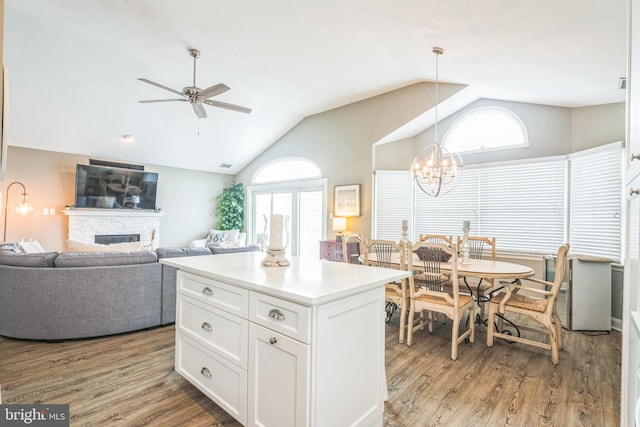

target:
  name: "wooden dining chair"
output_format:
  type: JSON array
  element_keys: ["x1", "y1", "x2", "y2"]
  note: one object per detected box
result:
[
  {"x1": 487, "y1": 243, "x2": 569, "y2": 364},
  {"x1": 419, "y1": 234, "x2": 453, "y2": 246},
  {"x1": 363, "y1": 238, "x2": 408, "y2": 343},
  {"x1": 341, "y1": 233, "x2": 362, "y2": 264},
  {"x1": 405, "y1": 241, "x2": 475, "y2": 360},
  {"x1": 457, "y1": 236, "x2": 497, "y2": 322}
]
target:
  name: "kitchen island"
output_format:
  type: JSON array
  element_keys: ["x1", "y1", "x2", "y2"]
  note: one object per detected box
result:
[{"x1": 160, "y1": 251, "x2": 409, "y2": 427}]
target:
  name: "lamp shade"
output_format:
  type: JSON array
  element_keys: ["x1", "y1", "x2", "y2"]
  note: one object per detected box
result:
[
  {"x1": 14, "y1": 199, "x2": 34, "y2": 216},
  {"x1": 332, "y1": 217, "x2": 347, "y2": 232}
]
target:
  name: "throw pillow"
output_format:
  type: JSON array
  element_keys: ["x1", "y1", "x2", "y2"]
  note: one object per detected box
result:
[
  {"x1": 225, "y1": 229, "x2": 240, "y2": 242},
  {"x1": 66, "y1": 240, "x2": 142, "y2": 253},
  {"x1": 0, "y1": 242, "x2": 21, "y2": 255},
  {"x1": 205, "y1": 229, "x2": 228, "y2": 248},
  {"x1": 17, "y1": 240, "x2": 46, "y2": 253}
]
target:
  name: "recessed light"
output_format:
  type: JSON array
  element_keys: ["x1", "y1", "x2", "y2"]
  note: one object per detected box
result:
[{"x1": 121, "y1": 134, "x2": 134, "y2": 143}]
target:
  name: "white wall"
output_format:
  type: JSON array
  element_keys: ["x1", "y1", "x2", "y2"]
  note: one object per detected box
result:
[
  {"x1": 1, "y1": 146, "x2": 233, "y2": 251},
  {"x1": 571, "y1": 102, "x2": 625, "y2": 151}
]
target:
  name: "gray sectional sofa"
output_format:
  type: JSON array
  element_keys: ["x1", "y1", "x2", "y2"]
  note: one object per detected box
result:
[{"x1": 0, "y1": 244, "x2": 260, "y2": 340}]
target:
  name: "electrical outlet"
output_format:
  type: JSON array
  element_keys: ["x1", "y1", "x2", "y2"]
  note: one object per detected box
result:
[
  {"x1": 41, "y1": 208, "x2": 49, "y2": 215},
  {"x1": 49, "y1": 208, "x2": 56, "y2": 215}
]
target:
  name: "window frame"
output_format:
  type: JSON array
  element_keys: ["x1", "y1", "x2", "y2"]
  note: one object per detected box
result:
[
  {"x1": 373, "y1": 142, "x2": 624, "y2": 262},
  {"x1": 443, "y1": 106, "x2": 530, "y2": 154}
]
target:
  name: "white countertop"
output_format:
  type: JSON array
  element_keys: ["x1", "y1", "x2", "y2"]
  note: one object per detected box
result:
[{"x1": 160, "y1": 251, "x2": 410, "y2": 306}]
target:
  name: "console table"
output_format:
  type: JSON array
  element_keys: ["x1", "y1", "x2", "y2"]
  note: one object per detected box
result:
[
  {"x1": 319, "y1": 239, "x2": 359, "y2": 262},
  {"x1": 160, "y1": 252, "x2": 408, "y2": 427}
]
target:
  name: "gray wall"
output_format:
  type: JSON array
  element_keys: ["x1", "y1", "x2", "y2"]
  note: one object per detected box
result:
[
  {"x1": 235, "y1": 81, "x2": 466, "y2": 237},
  {"x1": 235, "y1": 83, "x2": 625, "y2": 322},
  {"x1": 2, "y1": 146, "x2": 233, "y2": 251}
]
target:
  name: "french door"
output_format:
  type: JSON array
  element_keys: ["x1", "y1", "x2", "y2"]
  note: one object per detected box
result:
[{"x1": 248, "y1": 179, "x2": 326, "y2": 259}]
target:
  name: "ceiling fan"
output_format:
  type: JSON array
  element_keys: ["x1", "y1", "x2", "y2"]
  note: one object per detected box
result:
[{"x1": 138, "y1": 48, "x2": 251, "y2": 118}]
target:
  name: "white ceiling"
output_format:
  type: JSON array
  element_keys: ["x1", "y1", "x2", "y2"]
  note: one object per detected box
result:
[{"x1": 4, "y1": 0, "x2": 627, "y2": 174}]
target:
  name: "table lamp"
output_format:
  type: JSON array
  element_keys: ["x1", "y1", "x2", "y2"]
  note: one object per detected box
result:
[{"x1": 333, "y1": 217, "x2": 347, "y2": 241}]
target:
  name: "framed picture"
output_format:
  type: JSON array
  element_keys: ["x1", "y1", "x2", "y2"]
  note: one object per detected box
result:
[{"x1": 334, "y1": 184, "x2": 360, "y2": 217}]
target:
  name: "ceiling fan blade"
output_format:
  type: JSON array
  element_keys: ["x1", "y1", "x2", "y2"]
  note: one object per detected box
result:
[
  {"x1": 192, "y1": 103, "x2": 207, "y2": 118},
  {"x1": 203, "y1": 99, "x2": 252, "y2": 114},
  {"x1": 138, "y1": 78, "x2": 184, "y2": 97},
  {"x1": 139, "y1": 99, "x2": 187, "y2": 103},
  {"x1": 197, "y1": 83, "x2": 230, "y2": 100}
]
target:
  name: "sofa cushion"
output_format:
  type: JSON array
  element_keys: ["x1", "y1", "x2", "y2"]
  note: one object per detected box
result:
[
  {"x1": 209, "y1": 244, "x2": 261, "y2": 254},
  {"x1": 66, "y1": 240, "x2": 142, "y2": 253},
  {"x1": 156, "y1": 247, "x2": 212, "y2": 259},
  {"x1": 0, "y1": 251, "x2": 58, "y2": 267},
  {"x1": 54, "y1": 251, "x2": 158, "y2": 267}
]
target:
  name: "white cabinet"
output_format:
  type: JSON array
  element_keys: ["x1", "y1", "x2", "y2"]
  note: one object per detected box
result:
[
  {"x1": 170, "y1": 260, "x2": 397, "y2": 427},
  {"x1": 624, "y1": 176, "x2": 640, "y2": 425},
  {"x1": 625, "y1": 0, "x2": 640, "y2": 423},
  {"x1": 175, "y1": 272, "x2": 249, "y2": 425},
  {"x1": 248, "y1": 323, "x2": 309, "y2": 427}
]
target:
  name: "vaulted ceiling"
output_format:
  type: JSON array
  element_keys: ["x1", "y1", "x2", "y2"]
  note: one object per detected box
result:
[{"x1": 4, "y1": 0, "x2": 627, "y2": 174}]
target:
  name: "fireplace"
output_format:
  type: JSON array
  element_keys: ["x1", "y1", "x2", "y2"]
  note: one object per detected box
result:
[
  {"x1": 95, "y1": 234, "x2": 140, "y2": 245},
  {"x1": 64, "y1": 209, "x2": 164, "y2": 249}
]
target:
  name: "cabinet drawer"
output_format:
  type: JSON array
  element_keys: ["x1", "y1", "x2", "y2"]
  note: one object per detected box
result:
[
  {"x1": 176, "y1": 332, "x2": 247, "y2": 425},
  {"x1": 249, "y1": 292, "x2": 311, "y2": 343},
  {"x1": 178, "y1": 271, "x2": 249, "y2": 317},
  {"x1": 177, "y1": 294, "x2": 248, "y2": 369}
]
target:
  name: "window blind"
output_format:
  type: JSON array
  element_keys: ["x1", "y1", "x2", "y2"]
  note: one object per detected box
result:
[
  {"x1": 373, "y1": 170, "x2": 413, "y2": 241},
  {"x1": 476, "y1": 159, "x2": 567, "y2": 253},
  {"x1": 414, "y1": 169, "x2": 479, "y2": 241},
  {"x1": 569, "y1": 142, "x2": 623, "y2": 262},
  {"x1": 374, "y1": 147, "x2": 622, "y2": 259}
]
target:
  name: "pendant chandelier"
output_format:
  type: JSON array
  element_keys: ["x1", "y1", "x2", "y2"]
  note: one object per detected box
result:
[{"x1": 410, "y1": 47, "x2": 463, "y2": 197}]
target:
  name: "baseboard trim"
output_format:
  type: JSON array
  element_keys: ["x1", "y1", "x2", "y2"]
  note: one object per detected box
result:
[{"x1": 612, "y1": 317, "x2": 622, "y2": 332}]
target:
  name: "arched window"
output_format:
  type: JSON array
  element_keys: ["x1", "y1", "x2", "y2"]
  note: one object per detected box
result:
[
  {"x1": 249, "y1": 157, "x2": 326, "y2": 260},
  {"x1": 253, "y1": 158, "x2": 321, "y2": 184},
  {"x1": 444, "y1": 107, "x2": 529, "y2": 153}
]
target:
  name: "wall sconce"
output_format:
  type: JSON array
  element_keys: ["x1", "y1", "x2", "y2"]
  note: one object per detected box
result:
[
  {"x1": 3, "y1": 181, "x2": 34, "y2": 241},
  {"x1": 333, "y1": 217, "x2": 347, "y2": 241}
]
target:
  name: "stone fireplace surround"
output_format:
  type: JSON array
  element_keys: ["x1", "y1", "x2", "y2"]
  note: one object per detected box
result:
[{"x1": 64, "y1": 209, "x2": 163, "y2": 249}]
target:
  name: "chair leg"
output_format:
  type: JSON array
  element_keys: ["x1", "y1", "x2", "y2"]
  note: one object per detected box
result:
[
  {"x1": 399, "y1": 303, "x2": 406, "y2": 344},
  {"x1": 553, "y1": 311, "x2": 563, "y2": 350},
  {"x1": 468, "y1": 306, "x2": 475, "y2": 344},
  {"x1": 407, "y1": 303, "x2": 415, "y2": 346},
  {"x1": 451, "y1": 315, "x2": 460, "y2": 360},
  {"x1": 487, "y1": 303, "x2": 495, "y2": 347},
  {"x1": 546, "y1": 322, "x2": 560, "y2": 365}
]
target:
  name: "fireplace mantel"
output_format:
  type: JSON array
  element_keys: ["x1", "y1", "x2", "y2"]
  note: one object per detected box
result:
[
  {"x1": 63, "y1": 208, "x2": 164, "y2": 218},
  {"x1": 64, "y1": 208, "x2": 164, "y2": 249}
]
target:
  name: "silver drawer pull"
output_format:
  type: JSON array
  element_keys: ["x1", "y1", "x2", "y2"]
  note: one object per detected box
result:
[
  {"x1": 201, "y1": 367, "x2": 212, "y2": 378},
  {"x1": 268, "y1": 308, "x2": 285, "y2": 321},
  {"x1": 202, "y1": 287, "x2": 213, "y2": 296},
  {"x1": 269, "y1": 337, "x2": 278, "y2": 345},
  {"x1": 201, "y1": 322, "x2": 212, "y2": 332}
]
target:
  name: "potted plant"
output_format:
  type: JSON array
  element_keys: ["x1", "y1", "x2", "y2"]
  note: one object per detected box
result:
[{"x1": 216, "y1": 183, "x2": 244, "y2": 230}]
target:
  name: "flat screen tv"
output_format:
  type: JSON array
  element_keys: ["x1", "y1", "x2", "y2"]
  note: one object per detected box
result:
[{"x1": 75, "y1": 164, "x2": 158, "y2": 210}]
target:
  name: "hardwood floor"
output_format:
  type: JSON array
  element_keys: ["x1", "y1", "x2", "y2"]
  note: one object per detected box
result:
[{"x1": 0, "y1": 315, "x2": 620, "y2": 426}]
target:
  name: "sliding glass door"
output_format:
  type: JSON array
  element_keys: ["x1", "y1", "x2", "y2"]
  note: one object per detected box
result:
[{"x1": 248, "y1": 179, "x2": 326, "y2": 259}]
